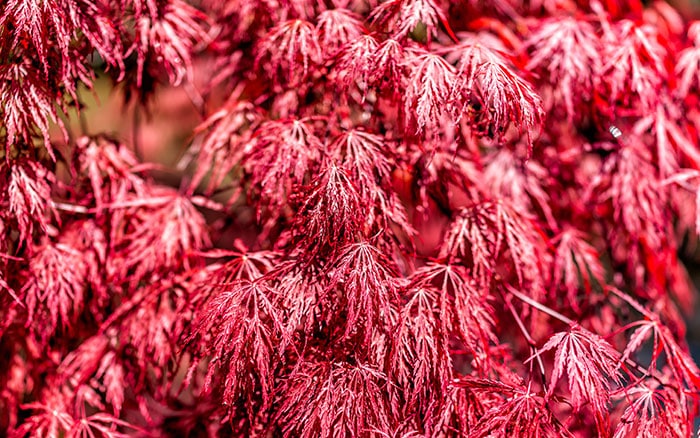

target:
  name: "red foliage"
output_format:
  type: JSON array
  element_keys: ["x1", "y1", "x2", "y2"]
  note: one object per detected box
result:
[
  {"x1": 536, "y1": 324, "x2": 622, "y2": 432},
  {"x1": 2, "y1": 0, "x2": 700, "y2": 436}
]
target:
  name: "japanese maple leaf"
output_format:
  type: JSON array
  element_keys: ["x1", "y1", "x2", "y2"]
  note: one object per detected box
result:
[
  {"x1": 535, "y1": 324, "x2": 622, "y2": 434},
  {"x1": 255, "y1": 18, "x2": 322, "y2": 85},
  {"x1": 614, "y1": 383, "x2": 691, "y2": 438},
  {"x1": 526, "y1": 16, "x2": 602, "y2": 120}
]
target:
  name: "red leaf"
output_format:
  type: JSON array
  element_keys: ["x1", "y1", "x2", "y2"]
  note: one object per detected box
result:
[
  {"x1": 255, "y1": 19, "x2": 322, "y2": 85},
  {"x1": 404, "y1": 51, "x2": 457, "y2": 135},
  {"x1": 614, "y1": 383, "x2": 692, "y2": 438},
  {"x1": 133, "y1": 0, "x2": 210, "y2": 86},
  {"x1": 451, "y1": 42, "x2": 543, "y2": 149},
  {"x1": 526, "y1": 16, "x2": 601, "y2": 120},
  {"x1": 7, "y1": 160, "x2": 56, "y2": 245},
  {"x1": 192, "y1": 279, "x2": 283, "y2": 418},
  {"x1": 536, "y1": 324, "x2": 621, "y2": 433},
  {"x1": 275, "y1": 360, "x2": 392, "y2": 438}
]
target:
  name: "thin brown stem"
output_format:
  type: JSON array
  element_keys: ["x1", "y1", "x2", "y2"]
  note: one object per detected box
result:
[
  {"x1": 502, "y1": 289, "x2": 548, "y2": 391},
  {"x1": 507, "y1": 286, "x2": 573, "y2": 325}
]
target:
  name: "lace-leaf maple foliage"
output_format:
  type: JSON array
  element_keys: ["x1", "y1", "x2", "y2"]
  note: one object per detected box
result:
[{"x1": 2, "y1": 0, "x2": 700, "y2": 436}]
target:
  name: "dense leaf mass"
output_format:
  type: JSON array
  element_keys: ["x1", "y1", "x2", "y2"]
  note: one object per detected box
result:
[{"x1": 1, "y1": 0, "x2": 700, "y2": 436}]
